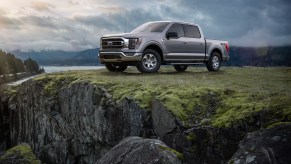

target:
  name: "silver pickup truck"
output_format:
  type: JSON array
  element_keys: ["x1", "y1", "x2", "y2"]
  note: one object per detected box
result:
[{"x1": 99, "y1": 21, "x2": 229, "y2": 73}]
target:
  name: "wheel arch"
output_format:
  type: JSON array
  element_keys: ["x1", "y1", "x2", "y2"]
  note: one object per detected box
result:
[
  {"x1": 211, "y1": 48, "x2": 222, "y2": 59},
  {"x1": 142, "y1": 41, "x2": 164, "y2": 61}
]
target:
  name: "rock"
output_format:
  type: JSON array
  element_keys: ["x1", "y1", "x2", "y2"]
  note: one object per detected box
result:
[
  {"x1": 96, "y1": 136, "x2": 182, "y2": 164},
  {"x1": 0, "y1": 143, "x2": 41, "y2": 164},
  {"x1": 228, "y1": 122, "x2": 291, "y2": 164},
  {"x1": 152, "y1": 100, "x2": 177, "y2": 139},
  {"x1": 163, "y1": 126, "x2": 241, "y2": 164},
  {"x1": 0, "y1": 80, "x2": 150, "y2": 164}
]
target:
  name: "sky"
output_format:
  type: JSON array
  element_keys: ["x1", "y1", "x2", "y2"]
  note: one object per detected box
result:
[{"x1": 0, "y1": 0, "x2": 291, "y2": 52}]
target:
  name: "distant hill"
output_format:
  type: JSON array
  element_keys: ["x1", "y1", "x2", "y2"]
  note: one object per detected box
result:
[
  {"x1": 72, "y1": 48, "x2": 100, "y2": 65},
  {"x1": 10, "y1": 46, "x2": 291, "y2": 66},
  {"x1": 226, "y1": 46, "x2": 291, "y2": 66},
  {"x1": 11, "y1": 48, "x2": 100, "y2": 66}
]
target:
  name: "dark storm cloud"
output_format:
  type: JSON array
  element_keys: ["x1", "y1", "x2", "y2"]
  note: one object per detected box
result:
[
  {"x1": 179, "y1": 0, "x2": 291, "y2": 45},
  {"x1": 74, "y1": 14, "x2": 125, "y2": 32},
  {"x1": 21, "y1": 16, "x2": 59, "y2": 29},
  {"x1": 74, "y1": 8, "x2": 163, "y2": 33}
]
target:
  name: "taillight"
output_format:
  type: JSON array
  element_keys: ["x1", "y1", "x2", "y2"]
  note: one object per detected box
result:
[{"x1": 225, "y1": 43, "x2": 229, "y2": 53}]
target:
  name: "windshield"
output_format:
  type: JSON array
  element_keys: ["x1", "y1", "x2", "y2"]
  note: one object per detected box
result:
[{"x1": 131, "y1": 22, "x2": 170, "y2": 33}]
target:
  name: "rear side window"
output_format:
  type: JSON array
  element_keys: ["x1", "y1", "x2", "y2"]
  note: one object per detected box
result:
[
  {"x1": 184, "y1": 25, "x2": 201, "y2": 38},
  {"x1": 167, "y1": 24, "x2": 185, "y2": 37}
]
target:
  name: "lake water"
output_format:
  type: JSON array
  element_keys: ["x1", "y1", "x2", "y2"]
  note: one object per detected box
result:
[
  {"x1": 7, "y1": 66, "x2": 105, "y2": 86},
  {"x1": 42, "y1": 66, "x2": 104, "y2": 73}
]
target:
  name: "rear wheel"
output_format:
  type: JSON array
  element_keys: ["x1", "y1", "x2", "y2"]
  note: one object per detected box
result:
[
  {"x1": 206, "y1": 52, "x2": 221, "y2": 71},
  {"x1": 105, "y1": 63, "x2": 127, "y2": 72},
  {"x1": 136, "y1": 49, "x2": 161, "y2": 73},
  {"x1": 173, "y1": 65, "x2": 188, "y2": 72}
]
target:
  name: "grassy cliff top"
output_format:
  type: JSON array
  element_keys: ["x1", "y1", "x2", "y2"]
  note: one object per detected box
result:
[{"x1": 32, "y1": 67, "x2": 291, "y2": 128}]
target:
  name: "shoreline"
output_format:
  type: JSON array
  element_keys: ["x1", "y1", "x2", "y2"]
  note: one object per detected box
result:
[{"x1": 0, "y1": 72, "x2": 41, "y2": 85}]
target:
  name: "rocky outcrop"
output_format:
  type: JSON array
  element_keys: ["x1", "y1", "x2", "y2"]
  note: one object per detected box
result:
[
  {"x1": 96, "y1": 136, "x2": 182, "y2": 164},
  {"x1": 1, "y1": 78, "x2": 290, "y2": 164},
  {"x1": 152, "y1": 100, "x2": 177, "y2": 139},
  {"x1": 228, "y1": 122, "x2": 291, "y2": 164},
  {"x1": 163, "y1": 126, "x2": 242, "y2": 164},
  {"x1": 0, "y1": 143, "x2": 41, "y2": 164},
  {"x1": 0, "y1": 80, "x2": 150, "y2": 163}
]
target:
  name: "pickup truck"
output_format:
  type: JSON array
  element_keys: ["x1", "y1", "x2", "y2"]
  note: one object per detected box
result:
[{"x1": 99, "y1": 21, "x2": 229, "y2": 73}]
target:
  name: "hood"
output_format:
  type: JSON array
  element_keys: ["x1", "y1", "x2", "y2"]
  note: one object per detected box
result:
[{"x1": 102, "y1": 32, "x2": 163, "y2": 38}]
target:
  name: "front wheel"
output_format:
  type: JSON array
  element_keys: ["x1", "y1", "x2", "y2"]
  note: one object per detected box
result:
[
  {"x1": 136, "y1": 49, "x2": 161, "y2": 73},
  {"x1": 105, "y1": 63, "x2": 127, "y2": 72},
  {"x1": 174, "y1": 65, "x2": 188, "y2": 72},
  {"x1": 206, "y1": 52, "x2": 221, "y2": 71}
]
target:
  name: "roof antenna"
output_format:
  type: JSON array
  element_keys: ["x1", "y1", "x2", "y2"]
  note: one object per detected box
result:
[{"x1": 124, "y1": 9, "x2": 127, "y2": 33}]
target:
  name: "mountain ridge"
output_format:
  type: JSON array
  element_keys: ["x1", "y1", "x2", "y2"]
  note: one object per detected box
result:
[{"x1": 10, "y1": 46, "x2": 291, "y2": 66}]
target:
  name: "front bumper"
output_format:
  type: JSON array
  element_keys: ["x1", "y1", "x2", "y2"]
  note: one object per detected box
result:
[{"x1": 99, "y1": 52, "x2": 142, "y2": 63}]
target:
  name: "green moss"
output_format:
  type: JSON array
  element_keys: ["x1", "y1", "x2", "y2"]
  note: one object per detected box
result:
[
  {"x1": 267, "y1": 122, "x2": 291, "y2": 129},
  {"x1": 21, "y1": 67, "x2": 291, "y2": 128},
  {"x1": 211, "y1": 91, "x2": 291, "y2": 128},
  {"x1": 159, "y1": 145, "x2": 184, "y2": 160},
  {"x1": 40, "y1": 76, "x2": 77, "y2": 95},
  {"x1": 186, "y1": 133, "x2": 197, "y2": 141},
  {"x1": 1, "y1": 85, "x2": 19, "y2": 96},
  {"x1": 0, "y1": 143, "x2": 41, "y2": 164}
]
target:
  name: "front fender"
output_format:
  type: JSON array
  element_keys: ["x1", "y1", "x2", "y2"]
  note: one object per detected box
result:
[{"x1": 141, "y1": 40, "x2": 166, "y2": 53}]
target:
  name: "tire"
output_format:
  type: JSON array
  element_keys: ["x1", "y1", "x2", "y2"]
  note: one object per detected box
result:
[
  {"x1": 136, "y1": 49, "x2": 161, "y2": 73},
  {"x1": 206, "y1": 52, "x2": 221, "y2": 71},
  {"x1": 105, "y1": 63, "x2": 127, "y2": 72},
  {"x1": 174, "y1": 65, "x2": 188, "y2": 72}
]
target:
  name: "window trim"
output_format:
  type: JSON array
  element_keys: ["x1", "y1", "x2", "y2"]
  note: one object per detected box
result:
[
  {"x1": 183, "y1": 24, "x2": 201, "y2": 39},
  {"x1": 166, "y1": 23, "x2": 186, "y2": 38}
]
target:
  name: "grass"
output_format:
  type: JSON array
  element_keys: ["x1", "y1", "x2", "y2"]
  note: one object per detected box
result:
[
  {"x1": 30, "y1": 66, "x2": 291, "y2": 128},
  {"x1": 0, "y1": 143, "x2": 41, "y2": 164}
]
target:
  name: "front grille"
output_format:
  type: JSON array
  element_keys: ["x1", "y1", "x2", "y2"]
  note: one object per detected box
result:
[
  {"x1": 101, "y1": 38, "x2": 124, "y2": 49},
  {"x1": 100, "y1": 54, "x2": 122, "y2": 59}
]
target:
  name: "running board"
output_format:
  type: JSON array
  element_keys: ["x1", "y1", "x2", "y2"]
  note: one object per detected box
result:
[{"x1": 170, "y1": 63, "x2": 204, "y2": 65}]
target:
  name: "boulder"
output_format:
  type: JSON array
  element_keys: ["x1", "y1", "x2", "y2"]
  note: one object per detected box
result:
[
  {"x1": 96, "y1": 136, "x2": 182, "y2": 164},
  {"x1": 228, "y1": 122, "x2": 291, "y2": 164}
]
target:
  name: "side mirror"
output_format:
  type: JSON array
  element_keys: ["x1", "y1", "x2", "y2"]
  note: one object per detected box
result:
[{"x1": 166, "y1": 32, "x2": 178, "y2": 39}]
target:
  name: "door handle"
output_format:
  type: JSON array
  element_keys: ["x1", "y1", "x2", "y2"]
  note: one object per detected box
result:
[{"x1": 183, "y1": 42, "x2": 187, "y2": 44}]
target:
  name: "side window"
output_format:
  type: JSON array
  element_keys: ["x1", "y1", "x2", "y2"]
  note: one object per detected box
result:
[
  {"x1": 167, "y1": 24, "x2": 185, "y2": 37},
  {"x1": 184, "y1": 25, "x2": 201, "y2": 38}
]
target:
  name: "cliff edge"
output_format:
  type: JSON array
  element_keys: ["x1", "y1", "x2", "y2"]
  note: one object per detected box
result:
[{"x1": 0, "y1": 67, "x2": 290, "y2": 163}]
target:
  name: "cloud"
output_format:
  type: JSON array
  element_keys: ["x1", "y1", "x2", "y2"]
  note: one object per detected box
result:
[
  {"x1": 0, "y1": 16, "x2": 22, "y2": 28},
  {"x1": 0, "y1": 8, "x2": 6, "y2": 14},
  {"x1": 30, "y1": 1, "x2": 54, "y2": 11},
  {"x1": 178, "y1": 0, "x2": 291, "y2": 46},
  {"x1": 0, "y1": 0, "x2": 291, "y2": 51}
]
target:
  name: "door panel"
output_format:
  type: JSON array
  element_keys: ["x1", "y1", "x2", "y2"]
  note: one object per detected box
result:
[{"x1": 164, "y1": 24, "x2": 206, "y2": 61}]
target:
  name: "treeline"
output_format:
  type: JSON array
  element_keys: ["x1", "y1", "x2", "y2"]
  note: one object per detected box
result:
[{"x1": 0, "y1": 50, "x2": 43, "y2": 75}]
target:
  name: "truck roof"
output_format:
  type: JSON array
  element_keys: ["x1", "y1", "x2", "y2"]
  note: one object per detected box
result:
[{"x1": 148, "y1": 21, "x2": 199, "y2": 27}]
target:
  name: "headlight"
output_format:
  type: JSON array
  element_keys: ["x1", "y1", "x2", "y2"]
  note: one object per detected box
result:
[
  {"x1": 100, "y1": 38, "x2": 102, "y2": 48},
  {"x1": 128, "y1": 38, "x2": 142, "y2": 49}
]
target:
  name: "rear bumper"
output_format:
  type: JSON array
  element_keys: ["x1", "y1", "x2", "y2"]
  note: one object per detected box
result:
[{"x1": 99, "y1": 52, "x2": 142, "y2": 63}]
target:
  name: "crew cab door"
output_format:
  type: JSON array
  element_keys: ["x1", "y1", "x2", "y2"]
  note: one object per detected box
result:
[
  {"x1": 164, "y1": 23, "x2": 205, "y2": 61},
  {"x1": 164, "y1": 23, "x2": 189, "y2": 60}
]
